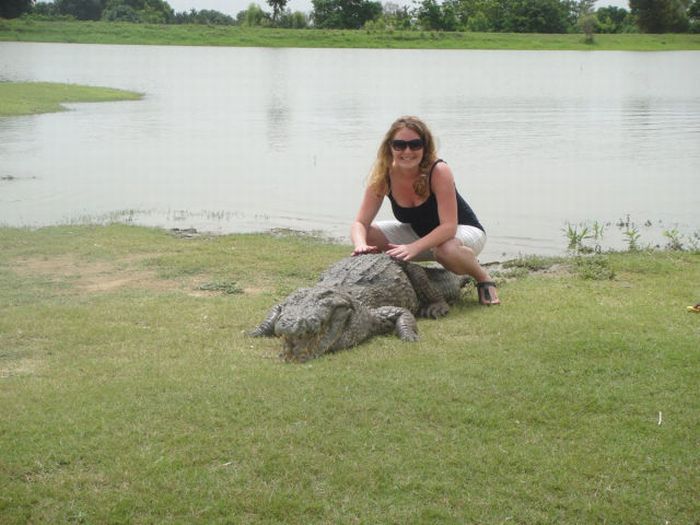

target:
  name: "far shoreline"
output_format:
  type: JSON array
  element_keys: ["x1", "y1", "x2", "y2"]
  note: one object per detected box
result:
[
  {"x1": 1, "y1": 20, "x2": 700, "y2": 51},
  {"x1": 1, "y1": 221, "x2": 696, "y2": 266}
]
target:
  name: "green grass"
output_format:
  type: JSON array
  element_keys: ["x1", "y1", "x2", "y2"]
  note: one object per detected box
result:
[
  {"x1": 0, "y1": 82, "x2": 143, "y2": 117},
  {"x1": 1, "y1": 224, "x2": 698, "y2": 523},
  {"x1": 2, "y1": 19, "x2": 700, "y2": 50}
]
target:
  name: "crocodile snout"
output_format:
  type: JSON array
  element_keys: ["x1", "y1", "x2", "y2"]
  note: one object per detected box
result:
[{"x1": 274, "y1": 315, "x2": 323, "y2": 337}]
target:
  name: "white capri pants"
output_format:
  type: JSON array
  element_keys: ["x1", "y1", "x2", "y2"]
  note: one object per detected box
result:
[{"x1": 375, "y1": 221, "x2": 487, "y2": 262}]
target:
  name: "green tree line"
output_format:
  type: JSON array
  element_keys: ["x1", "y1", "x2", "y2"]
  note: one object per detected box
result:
[{"x1": 3, "y1": 0, "x2": 699, "y2": 33}]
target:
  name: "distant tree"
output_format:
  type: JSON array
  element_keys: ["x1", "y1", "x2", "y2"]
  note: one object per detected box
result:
[
  {"x1": 278, "y1": 9, "x2": 309, "y2": 28},
  {"x1": 54, "y1": 0, "x2": 106, "y2": 20},
  {"x1": 32, "y1": 1, "x2": 62, "y2": 16},
  {"x1": 567, "y1": 0, "x2": 594, "y2": 18},
  {"x1": 449, "y1": 0, "x2": 500, "y2": 32},
  {"x1": 195, "y1": 9, "x2": 235, "y2": 24},
  {"x1": 466, "y1": 11, "x2": 491, "y2": 31},
  {"x1": 562, "y1": 0, "x2": 595, "y2": 29},
  {"x1": 99, "y1": 0, "x2": 173, "y2": 22},
  {"x1": 391, "y1": 4, "x2": 413, "y2": 29},
  {"x1": 595, "y1": 5, "x2": 630, "y2": 33},
  {"x1": 577, "y1": 12, "x2": 598, "y2": 41},
  {"x1": 436, "y1": 0, "x2": 475, "y2": 29},
  {"x1": 415, "y1": 0, "x2": 445, "y2": 29},
  {"x1": 688, "y1": 0, "x2": 700, "y2": 31},
  {"x1": 266, "y1": 0, "x2": 287, "y2": 23},
  {"x1": 102, "y1": 1, "x2": 141, "y2": 20},
  {"x1": 310, "y1": 0, "x2": 337, "y2": 27},
  {"x1": 629, "y1": 0, "x2": 689, "y2": 33},
  {"x1": 412, "y1": 0, "x2": 573, "y2": 33},
  {"x1": 690, "y1": 0, "x2": 700, "y2": 15},
  {"x1": 0, "y1": 0, "x2": 34, "y2": 18},
  {"x1": 690, "y1": 0, "x2": 700, "y2": 17},
  {"x1": 414, "y1": 0, "x2": 459, "y2": 30},
  {"x1": 311, "y1": 0, "x2": 382, "y2": 29},
  {"x1": 236, "y1": 3, "x2": 270, "y2": 26},
  {"x1": 440, "y1": 0, "x2": 458, "y2": 28},
  {"x1": 500, "y1": 0, "x2": 569, "y2": 33},
  {"x1": 375, "y1": 2, "x2": 412, "y2": 30},
  {"x1": 139, "y1": 0, "x2": 174, "y2": 22},
  {"x1": 173, "y1": 8, "x2": 233, "y2": 24}
]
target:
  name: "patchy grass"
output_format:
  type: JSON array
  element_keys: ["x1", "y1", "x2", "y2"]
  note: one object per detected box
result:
[
  {"x1": 1, "y1": 224, "x2": 698, "y2": 523},
  {"x1": 0, "y1": 81, "x2": 143, "y2": 117},
  {"x1": 195, "y1": 279, "x2": 244, "y2": 295}
]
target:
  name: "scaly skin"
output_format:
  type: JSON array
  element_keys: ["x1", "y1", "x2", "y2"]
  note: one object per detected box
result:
[{"x1": 251, "y1": 254, "x2": 468, "y2": 362}]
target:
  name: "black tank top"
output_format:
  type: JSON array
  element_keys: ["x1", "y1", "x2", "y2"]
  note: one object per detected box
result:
[{"x1": 387, "y1": 159, "x2": 484, "y2": 238}]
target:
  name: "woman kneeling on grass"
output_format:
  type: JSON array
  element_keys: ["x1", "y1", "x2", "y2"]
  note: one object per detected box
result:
[{"x1": 351, "y1": 115, "x2": 500, "y2": 305}]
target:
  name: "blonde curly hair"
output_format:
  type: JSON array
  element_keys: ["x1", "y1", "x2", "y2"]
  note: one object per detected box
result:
[{"x1": 367, "y1": 115, "x2": 438, "y2": 198}]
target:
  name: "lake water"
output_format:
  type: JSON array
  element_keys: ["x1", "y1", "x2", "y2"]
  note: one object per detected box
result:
[{"x1": 1, "y1": 42, "x2": 699, "y2": 260}]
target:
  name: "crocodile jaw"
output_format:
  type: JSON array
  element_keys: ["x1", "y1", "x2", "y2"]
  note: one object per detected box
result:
[{"x1": 279, "y1": 306, "x2": 353, "y2": 363}]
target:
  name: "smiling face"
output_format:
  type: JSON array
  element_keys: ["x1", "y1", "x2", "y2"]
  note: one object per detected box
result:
[{"x1": 390, "y1": 126, "x2": 425, "y2": 172}]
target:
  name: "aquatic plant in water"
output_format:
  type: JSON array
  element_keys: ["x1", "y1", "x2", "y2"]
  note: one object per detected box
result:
[
  {"x1": 662, "y1": 228, "x2": 684, "y2": 251},
  {"x1": 563, "y1": 222, "x2": 592, "y2": 254}
]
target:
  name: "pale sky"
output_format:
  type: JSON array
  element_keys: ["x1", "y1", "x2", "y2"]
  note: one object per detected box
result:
[{"x1": 166, "y1": 0, "x2": 630, "y2": 18}]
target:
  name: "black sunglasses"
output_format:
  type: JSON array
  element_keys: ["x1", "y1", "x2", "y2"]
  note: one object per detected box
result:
[{"x1": 390, "y1": 139, "x2": 425, "y2": 151}]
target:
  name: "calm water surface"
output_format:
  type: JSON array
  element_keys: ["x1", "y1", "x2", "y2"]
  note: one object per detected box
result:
[{"x1": 1, "y1": 42, "x2": 699, "y2": 260}]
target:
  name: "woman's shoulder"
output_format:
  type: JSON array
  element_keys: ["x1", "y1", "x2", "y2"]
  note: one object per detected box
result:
[
  {"x1": 366, "y1": 183, "x2": 387, "y2": 200},
  {"x1": 429, "y1": 159, "x2": 454, "y2": 184}
]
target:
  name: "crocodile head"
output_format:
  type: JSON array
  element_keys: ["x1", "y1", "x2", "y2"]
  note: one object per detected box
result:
[{"x1": 274, "y1": 287, "x2": 356, "y2": 362}]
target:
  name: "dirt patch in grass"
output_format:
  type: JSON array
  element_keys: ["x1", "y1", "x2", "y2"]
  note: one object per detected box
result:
[
  {"x1": 11, "y1": 255, "x2": 190, "y2": 295},
  {"x1": 9, "y1": 254, "x2": 265, "y2": 297},
  {"x1": 485, "y1": 259, "x2": 574, "y2": 282},
  {"x1": 532, "y1": 262, "x2": 573, "y2": 277},
  {"x1": 0, "y1": 357, "x2": 38, "y2": 379}
]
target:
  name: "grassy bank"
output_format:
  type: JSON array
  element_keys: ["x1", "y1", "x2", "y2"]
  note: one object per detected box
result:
[
  {"x1": 1, "y1": 224, "x2": 698, "y2": 523},
  {"x1": 2, "y1": 19, "x2": 700, "y2": 50},
  {"x1": 0, "y1": 82, "x2": 143, "y2": 117}
]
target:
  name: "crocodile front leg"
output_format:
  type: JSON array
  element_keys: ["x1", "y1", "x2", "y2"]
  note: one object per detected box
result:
[
  {"x1": 250, "y1": 304, "x2": 283, "y2": 337},
  {"x1": 372, "y1": 306, "x2": 419, "y2": 342}
]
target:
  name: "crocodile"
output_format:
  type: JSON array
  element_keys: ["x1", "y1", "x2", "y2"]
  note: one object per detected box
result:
[{"x1": 251, "y1": 253, "x2": 469, "y2": 362}]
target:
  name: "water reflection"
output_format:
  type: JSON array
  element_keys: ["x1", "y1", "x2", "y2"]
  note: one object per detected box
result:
[
  {"x1": 266, "y1": 96, "x2": 291, "y2": 152},
  {"x1": 0, "y1": 43, "x2": 699, "y2": 260},
  {"x1": 263, "y1": 49, "x2": 292, "y2": 151}
]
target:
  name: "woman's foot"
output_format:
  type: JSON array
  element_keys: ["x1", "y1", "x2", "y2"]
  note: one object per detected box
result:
[{"x1": 477, "y1": 281, "x2": 501, "y2": 306}]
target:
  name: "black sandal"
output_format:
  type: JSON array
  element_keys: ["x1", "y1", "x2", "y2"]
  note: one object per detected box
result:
[{"x1": 477, "y1": 281, "x2": 501, "y2": 306}]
